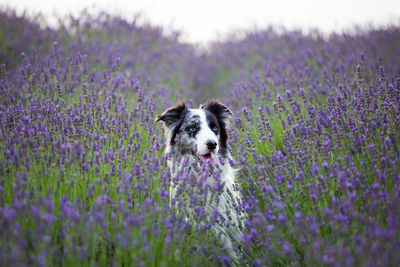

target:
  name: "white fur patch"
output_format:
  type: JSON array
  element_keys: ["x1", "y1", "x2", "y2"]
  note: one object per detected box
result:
[{"x1": 189, "y1": 109, "x2": 219, "y2": 157}]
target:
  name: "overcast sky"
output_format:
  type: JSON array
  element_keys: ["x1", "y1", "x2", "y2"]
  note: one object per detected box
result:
[{"x1": 1, "y1": 0, "x2": 400, "y2": 44}]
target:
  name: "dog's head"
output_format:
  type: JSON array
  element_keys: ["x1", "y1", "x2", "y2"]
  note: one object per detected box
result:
[{"x1": 156, "y1": 99, "x2": 233, "y2": 166}]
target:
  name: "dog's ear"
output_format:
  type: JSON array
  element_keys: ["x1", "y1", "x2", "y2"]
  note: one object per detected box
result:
[
  {"x1": 200, "y1": 99, "x2": 233, "y2": 123},
  {"x1": 156, "y1": 101, "x2": 187, "y2": 127}
]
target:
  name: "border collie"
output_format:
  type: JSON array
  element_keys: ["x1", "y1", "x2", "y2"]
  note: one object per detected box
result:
[{"x1": 156, "y1": 99, "x2": 244, "y2": 260}]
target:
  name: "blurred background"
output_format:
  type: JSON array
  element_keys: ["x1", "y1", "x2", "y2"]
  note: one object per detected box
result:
[{"x1": 2, "y1": 0, "x2": 400, "y2": 44}]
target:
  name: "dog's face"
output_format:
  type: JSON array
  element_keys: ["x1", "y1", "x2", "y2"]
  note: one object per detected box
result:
[{"x1": 156, "y1": 99, "x2": 232, "y2": 167}]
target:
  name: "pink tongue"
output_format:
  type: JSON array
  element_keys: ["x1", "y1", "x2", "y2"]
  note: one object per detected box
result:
[{"x1": 199, "y1": 155, "x2": 216, "y2": 167}]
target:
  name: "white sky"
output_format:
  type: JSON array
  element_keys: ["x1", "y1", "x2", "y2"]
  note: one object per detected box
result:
[{"x1": 1, "y1": 0, "x2": 400, "y2": 44}]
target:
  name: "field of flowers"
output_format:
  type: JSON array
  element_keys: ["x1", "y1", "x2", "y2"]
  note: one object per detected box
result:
[{"x1": 1, "y1": 9, "x2": 400, "y2": 266}]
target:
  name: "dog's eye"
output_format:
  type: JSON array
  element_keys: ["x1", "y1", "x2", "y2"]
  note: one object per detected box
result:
[
  {"x1": 212, "y1": 126, "x2": 218, "y2": 132},
  {"x1": 189, "y1": 127, "x2": 196, "y2": 132}
]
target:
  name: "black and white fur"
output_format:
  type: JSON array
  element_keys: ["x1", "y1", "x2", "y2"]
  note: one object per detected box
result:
[{"x1": 156, "y1": 99, "x2": 244, "y2": 261}]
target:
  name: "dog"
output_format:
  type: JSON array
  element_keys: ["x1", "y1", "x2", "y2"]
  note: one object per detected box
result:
[{"x1": 156, "y1": 99, "x2": 245, "y2": 261}]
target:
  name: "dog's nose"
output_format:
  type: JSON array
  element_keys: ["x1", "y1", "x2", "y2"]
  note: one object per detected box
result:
[{"x1": 206, "y1": 140, "x2": 217, "y2": 150}]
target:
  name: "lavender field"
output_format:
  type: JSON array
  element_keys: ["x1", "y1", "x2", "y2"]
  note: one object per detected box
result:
[{"x1": 1, "y1": 9, "x2": 400, "y2": 266}]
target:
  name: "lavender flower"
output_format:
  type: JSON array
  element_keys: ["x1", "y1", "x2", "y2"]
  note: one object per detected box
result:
[{"x1": 1, "y1": 8, "x2": 400, "y2": 267}]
